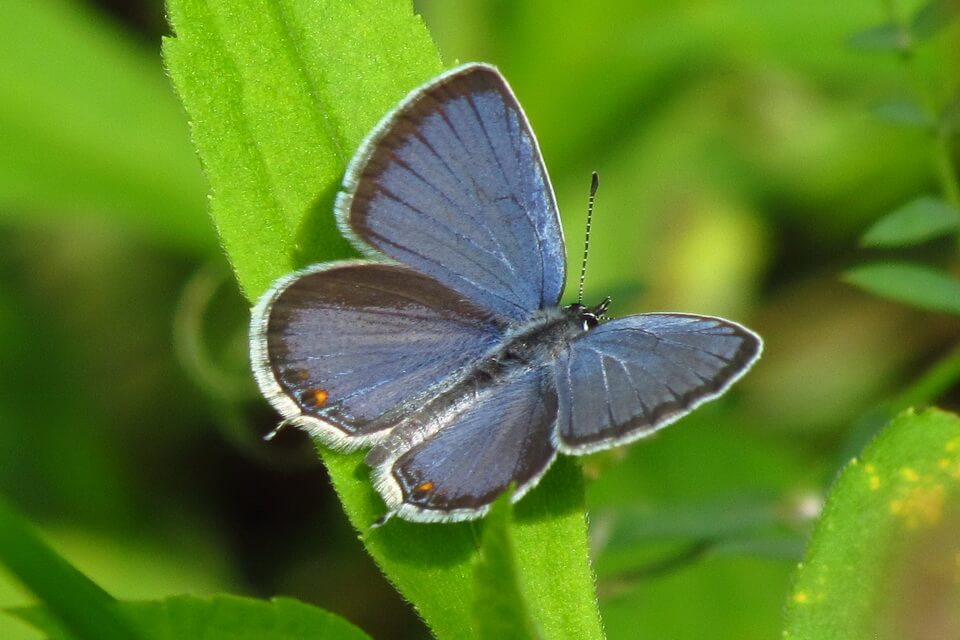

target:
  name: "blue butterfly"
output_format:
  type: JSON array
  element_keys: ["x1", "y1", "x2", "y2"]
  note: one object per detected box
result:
[{"x1": 250, "y1": 63, "x2": 762, "y2": 523}]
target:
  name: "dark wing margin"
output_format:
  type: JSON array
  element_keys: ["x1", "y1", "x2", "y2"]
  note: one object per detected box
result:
[
  {"x1": 370, "y1": 365, "x2": 559, "y2": 523},
  {"x1": 554, "y1": 313, "x2": 762, "y2": 454},
  {"x1": 334, "y1": 62, "x2": 566, "y2": 322},
  {"x1": 250, "y1": 261, "x2": 504, "y2": 450}
]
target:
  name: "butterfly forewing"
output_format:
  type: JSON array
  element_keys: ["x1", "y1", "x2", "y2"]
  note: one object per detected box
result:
[
  {"x1": 554, "y1": 314, "x2": 761, "y2": 454},
  {"x1": 338, "y1": 63, "x2": 566, "y2": 322},
  {"x1": 251, "y1": 262, "x2": 504, "y2": 449}
]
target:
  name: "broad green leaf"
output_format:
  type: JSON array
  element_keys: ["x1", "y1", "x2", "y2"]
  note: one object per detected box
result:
[
  {"x1": 0, "y1": 0, "x2": 211, "y2": 252},
  {"x1": 0, "y1": 495, "x2": 139, "y2": 640},
  {"x1": 164, "y1": 2, "x2": 604, "y2": 639},
  {"x1": 911, "y1": 0, "x2": 960, "y2": 39},
  {"x1": 860, "y1": 196, "x2": 960, "y2": 246},
  {"x1": 11, "y1": 595, "x2": 370, "y2": 640},
  {"x1": 844, "y1": 262, "x2": 960, "y2": 315},
  {"x1": 846, "y1": 23, "x2": 911, "y2": 51},
  {"x1": 163, "y1": 0, "x2": 444, "y2": 299},
  {"x1": 870, "y1": 99, "x2": 933, "y2": 128},
  {"x1": 784, "y1": 408, "x2": 960, "y2": 639},
  {"x1": 472, "y1": 491, "x2": 540, "y2": 640}
]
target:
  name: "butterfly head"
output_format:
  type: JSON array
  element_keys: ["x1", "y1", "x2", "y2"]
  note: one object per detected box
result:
[{"x1": 565, "y1": 296, "x2": 611, "y2": 331}]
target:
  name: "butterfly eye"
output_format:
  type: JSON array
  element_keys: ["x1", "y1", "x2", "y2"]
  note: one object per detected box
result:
[{"x1": 582, "y1": 314, "x2": 600, "y2": 330}]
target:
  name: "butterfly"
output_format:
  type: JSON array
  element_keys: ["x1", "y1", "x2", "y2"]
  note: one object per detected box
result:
[{"x1": 249, "y1": 63, "x2": 762, "y2": 523}]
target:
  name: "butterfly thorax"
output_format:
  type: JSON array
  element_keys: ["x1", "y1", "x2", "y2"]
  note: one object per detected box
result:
[
  {"x1": 487, "y1": 299, "x2": 609, "y2": 369},
  {"x1": 364, "y1": 299, "x2": 611, "y2": 468}
]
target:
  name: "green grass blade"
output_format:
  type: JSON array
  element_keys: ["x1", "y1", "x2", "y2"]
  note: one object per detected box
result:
[
  {"x1": 164, "y1": 2, "x2": 604, "y2": 638},
  {"x1": 12, "y1": 595, "x2": 370, "y2": 640},
  {"x1": 0, "y1": 495, "x2": 139, "y2": 640},
  {"x1": 784, "y1": 408, "x2": 960, "y2": 639}
]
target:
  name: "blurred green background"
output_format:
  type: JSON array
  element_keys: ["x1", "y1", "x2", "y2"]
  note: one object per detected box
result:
[{"x1": 1, "y1": 0, "x2": 958, "y2": 638}]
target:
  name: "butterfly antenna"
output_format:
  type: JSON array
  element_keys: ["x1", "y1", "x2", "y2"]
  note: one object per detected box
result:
[{"x1": 577, "y1": 172, "x2": 600, "y2": 305}]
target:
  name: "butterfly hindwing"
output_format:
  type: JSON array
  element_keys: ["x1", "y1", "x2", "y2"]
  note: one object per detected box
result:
[
  {"x1": 251, "y1": 262, "x2": 504, "y2": 449},
  {"x1": 337, "y1": 63, "x2": 566, "y2": 321},
  {"x1": 554, "y1": 313, "x2": 762, "y2": 454},
  {"x1": 372, "y1": 365, "x2": 559, "y2": 522}
]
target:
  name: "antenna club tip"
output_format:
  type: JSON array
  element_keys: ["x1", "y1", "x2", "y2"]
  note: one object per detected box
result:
[{"x1": 590, "y1": 171, "x2": 600, "y2": 195}]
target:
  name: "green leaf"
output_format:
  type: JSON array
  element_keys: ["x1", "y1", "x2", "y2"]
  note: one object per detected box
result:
[
  {"x1": 472, "y1": 491, "x2": 541, "y2": 640},
  {"x1": 911, "y1": 0, "x2": 960, "y2": 39},
  {"x1": 0, "y1": 0, "x2": 212, "y2": 252},
  {"x1": 11, "y1": 595, "x2": 370, "y2": 640},
  {"x1": 164, "y1": 2, "x2": 604, "y2": 639},
  {"x1": 846, "y1": 23, "x2": 911, "y2": 51},
  {"x1": 843, "y1": 262, "x2": 960, "y2": 315},
  {"x1": 0, "y1": 495, "x2": 139, "y2": 640},
  {"x1": 163, "y1": 0, "x2": 444, "y2": 300},
  {"x1": 329, "y1": 454, "x2": 602, "y2": 640},
  {"x1": 860, "y1": 196, "x2": 960, "y2": 246},
  {"x1": 784, "y1": 408, "x2": 960, "y2": 639},
  {"x1": 870, "y1": 99, "x2": 933, "y2": 128}
]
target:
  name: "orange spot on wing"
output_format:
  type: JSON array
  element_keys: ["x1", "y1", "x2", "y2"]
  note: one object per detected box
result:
[
  {"x1": 300, "y1": 388, "x2": 329, "y2": 407},
  {"x1": 415, "y1": 481, "x2": 435, "y2": 493}
]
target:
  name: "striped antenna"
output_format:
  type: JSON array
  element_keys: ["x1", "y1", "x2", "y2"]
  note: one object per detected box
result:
[{"x1": 577, "y1": 172, "x2": 600, "y2": 305}]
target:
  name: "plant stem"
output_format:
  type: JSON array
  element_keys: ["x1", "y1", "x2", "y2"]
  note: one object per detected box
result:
[
  {"x1": 839, "y1": 340, "x2": 960, "y2": 476},
  {"x1": 880, "y1": 0, "x2": 960, "y2": 226},
  {"x1": 894, "y1": 341, "x2": 960, "y2": 409},
  {"x1": 934, "y1": 135, "x2": 960, "y2": 208}
]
